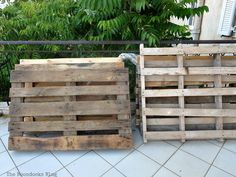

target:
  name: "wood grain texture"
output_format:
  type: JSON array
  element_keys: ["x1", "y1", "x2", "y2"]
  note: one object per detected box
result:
[
  {"x1": 10, "y1": 100, "x2": 130, "y2": 116},
  {"x1": 145, "y1": 108, "x2": 236, "y2": 117},
  {"x1": 10, "y1": 85, "x2": 129, "y2": 97},
  {"x1": 9, "y1": 120, "x2": 130, "y2": 132},
  {"x1": 20, "y1": 58, "x2": 123, "y2": 64},
  {"x1": 9, "y1": 135, "x2": 133, "y2": 150},
  {"x1": 15, "y1": 62, "x2": 124, "y2": 70},
  {"x1": 11, "y1": 69, "x2": 129, "y2": 82},
  {"x1": 145, "y1": 130, "x2": 236, "y2": 140}
]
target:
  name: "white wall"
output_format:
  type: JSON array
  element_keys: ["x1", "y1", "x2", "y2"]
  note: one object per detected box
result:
[
  {"x1": 171, "y1": 0, "x2": 236, "y2": 40},
  {"x1": 199, "y1": 0, "x2": 235, "y2": 40}
]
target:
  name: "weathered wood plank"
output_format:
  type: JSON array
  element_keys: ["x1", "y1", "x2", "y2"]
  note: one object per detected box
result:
[
  {"x1": 143, "y1": 67, "x2": 236, "y2": 76},
  {"x1": 145, "y1": 75, "x2": 236, "y2": 87},
  {"x1": 117, "y1": 82, "x2": 131, "y2": 136},
  {"x1": 9, "y1": 120, "x2": 130, "y2": 132},
  {"x1": 145, "y1": 130, "x2": 236, "y2": 140},
  {"x1": 147, "y1": 117, "x2": 236, "y2": 126},
  {"x1": 10, "y1": 100, "x2": 130, "y2": 116},
  {"x1": 11, "y1": 69, "x2": 128, "y2": 83},
  {"x1": 145, "y1": 58, "x2": 236, "y2": 68},
  {"x1": 146, "y1": 103, "x2": 236, "y2": 109},
  {"x1": 10, "y1": 85, "x2": 129, "y2": 97},
  {"x1": 141, "y1": 46, "x2": 236, "y2": 55},
  {"x1": 144, "y1": 88, "x2": 236, "y2": 97},
  {"x1": 214, "y1": 54, "x2": 224, "y2": 141},
  {"x1": 145, "y1": 108, "x2": 236, "y2": 117},
  {"x1": 20, "y1": 58, "x2": 123, "y2": 64},
  {"x1": 177, "y1": 55, "x2": 185, "y2": 142},
  {"x1": 140, "y1": 44, "x2": 148, "y2": 142},
  {"x1": 63, "y1": 82, "x2": 77, "y2": 136},
  {"x1": 9, "y1": 83, "x2": 24, "y2": 137},
  {"x1": 15, "y1": 63, "x2": 124, "y2": 70},
  {"x1": 141, "y1": 47, "x2": 183, "y2": 55},
  {"x1": 8, "y1": 135, "x2": 132, "y2": 150}
]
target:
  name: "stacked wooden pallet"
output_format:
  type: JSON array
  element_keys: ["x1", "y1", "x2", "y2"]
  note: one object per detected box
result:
[
  {"x1": 9, "y1": 58, "x2": 132, "y2": 150},
  {"x1": 139, "y1": 44, "x2": 236, "y2": 142}
]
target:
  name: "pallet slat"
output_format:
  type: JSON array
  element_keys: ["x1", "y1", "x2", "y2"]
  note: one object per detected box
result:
[
  {"x1": 9, "y1": 120, "x2": 130, "y2": 132},
  {"x1": 10, "y1": 85, "x2": 129, "y2": 97},
  {"x1": 10, "y1": 100, "x2": 130, "y2": 116},
  {"x1": 11, "y1": 69, "x2": 128, "y2": 82},
  {"x1": 142, "y1": 67, "x2": 236, "y2": 76},
  {"x1": 144, "y1": 88, "x2": 236, "y2": 97},
  {"x1": 9, "y1": 135, "x2": 132, "y2": 151},
  {"x1": 145, "y1": 108, "x2": 236, "y2": 117}
]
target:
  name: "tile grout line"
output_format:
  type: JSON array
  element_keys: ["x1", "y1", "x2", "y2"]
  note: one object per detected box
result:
[
  {"x1": 222, "y1": 146, "x2": 236, "y2": 155},
  {"x1": 0, "y1": 138, "x2": 22, "y2": 177},
  {"x1": 12, "y1": 151, "x2": 47, "y2": 168},
  {"x1": 134, "y1": 149, "x2": 181, "y2": 177},
  {"x1": 207, "y1": 140, "x2": 223, "y2": 147},
  {"x1": 150, "y1": 141, "x2": 186, "y2": 177},
  {"x1": 49, "y1": 151, "x2": 74, "y2": 177},
  {"x1": 62, "y1": 150, "x2": 92, "y2": 168},
  {"x1": 175, "y1": 141, "x2": 236, "y2": 177},
  {"x1": 179, "y1": 148, "x2": 214, "y2": 164},
  {"x1": 211, "y1": 164, "x2": 236, "y2": 177},
  {"x1": 135, "y1": 148, "x2": 162, "y2": 166},
  {"x1": 94, "y1": 150, "x2": 131, "y2": 177},
  {"x1": 203, "y1": 140, "x2": 226, "y2": 177},
  {"x1": 54, "y1": 150, "x2": 92, "y2": 175}
]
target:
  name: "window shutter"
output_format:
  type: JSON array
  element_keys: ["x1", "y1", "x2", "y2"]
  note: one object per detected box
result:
[{"x1": 218, "y1": 0, "x2": 236, "y2": 36}]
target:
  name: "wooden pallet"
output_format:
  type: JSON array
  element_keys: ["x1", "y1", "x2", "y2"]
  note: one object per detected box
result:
[
  {"x1": 139, "y1": 44, "x2": 236, "y2": 142},
  {"x1": 9, "y1": 58, "x2": 132, "y2": 150}
]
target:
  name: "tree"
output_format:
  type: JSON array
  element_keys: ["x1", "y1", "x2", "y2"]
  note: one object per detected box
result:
[
  {"x1": 77, "y1": 0, "x2": 208, "y2": 46},
  {"x1": 0, "y1": 0, "x2": 208, "y2": 46}
]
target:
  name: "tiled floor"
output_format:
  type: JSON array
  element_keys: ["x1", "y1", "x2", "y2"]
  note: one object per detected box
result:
[{"x1": 0, "y1": 118, "x2": 236, "y2": 177}]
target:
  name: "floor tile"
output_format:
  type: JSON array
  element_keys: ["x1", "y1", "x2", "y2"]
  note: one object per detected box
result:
[
  {"x1": 213, "y1": 149, "x2": 236, "y2": 176},
  {"x1": 51, "y1": 168, "x2": 73, "y2": 177},
  {"x1": 138, "y1": 141, "x2": 177, "y2": 165},
  {"x1": 18, "y1": 152, "x2": 63, "y2": 175},
  {"x1": 0, "y1": 151, "x2": 15, "y2": 175},
  {"x1": 133, "y1": 128, "x2": 143, "y2": 148},
  {"x1": 223, "y1": 140, "x2": 236, "y2": 153},
  {"x1": 1, "y1": 134, "x2": 9, "y2": 150},
  {"x1": 165, "y1": 141, "x2": 183, "y2": 148},
  {"x1": 8, "y1": 151, "x2": 45, "y2": 166},
  {"x1": 180, "y1": 141, "x2": 221, "y2": 163},
  {"x1": 1, "y1": 168, "x2": 20, "y2": 177},
  {"x1": 0, "y1": 123, "x2": 8, "y2": 137},
  {"x1": 52, "y1": 150, "x2": 88, "y2": 166},
  {"x1": 0, "y1": 102, "x2": 8, "y2": 108},
  {"x1": 96, "y1": 149, "x2": 133, "y2": 165},
  {"x1": 116, "y1": 150, "x2": 160, "y2": 177},
  {"x1": 0, "y1": 118, "x2": 8, "y2": 125},
  {"x1": 205, "y1": 166, "x2": 234, "y2": 177},
  {"x1": 165, "y1": 150, "x2": 210, "y2": 177},
  {"x1": 0, "y1": 140, "x2": 6, "y2": 154},
  {"x1": 102, "y1": 168, "x2": 124, "y2": 177},
  {"x1": 153, "y1": 167, "x2": 179, "y2": 177},
  {"x1": 66, "y1": 151, "x2": 111, "y2": 177}
]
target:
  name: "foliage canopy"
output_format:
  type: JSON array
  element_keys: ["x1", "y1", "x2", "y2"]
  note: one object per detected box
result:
[{"x1": 0, "y1": 0, "x2": 209, "y2": 46}]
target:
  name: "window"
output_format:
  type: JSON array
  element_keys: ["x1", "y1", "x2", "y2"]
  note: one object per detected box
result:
[{"x1": 218, "y1": 0, "x2": 236, "y2": 36}]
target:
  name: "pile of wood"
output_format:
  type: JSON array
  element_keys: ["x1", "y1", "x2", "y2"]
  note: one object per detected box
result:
[
  {"x1": 9, "y1": 58, "x2": 132, "y2": 150},
  {"x1": 139, "y1": 44, "x2": 236, "y2": 142}
]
